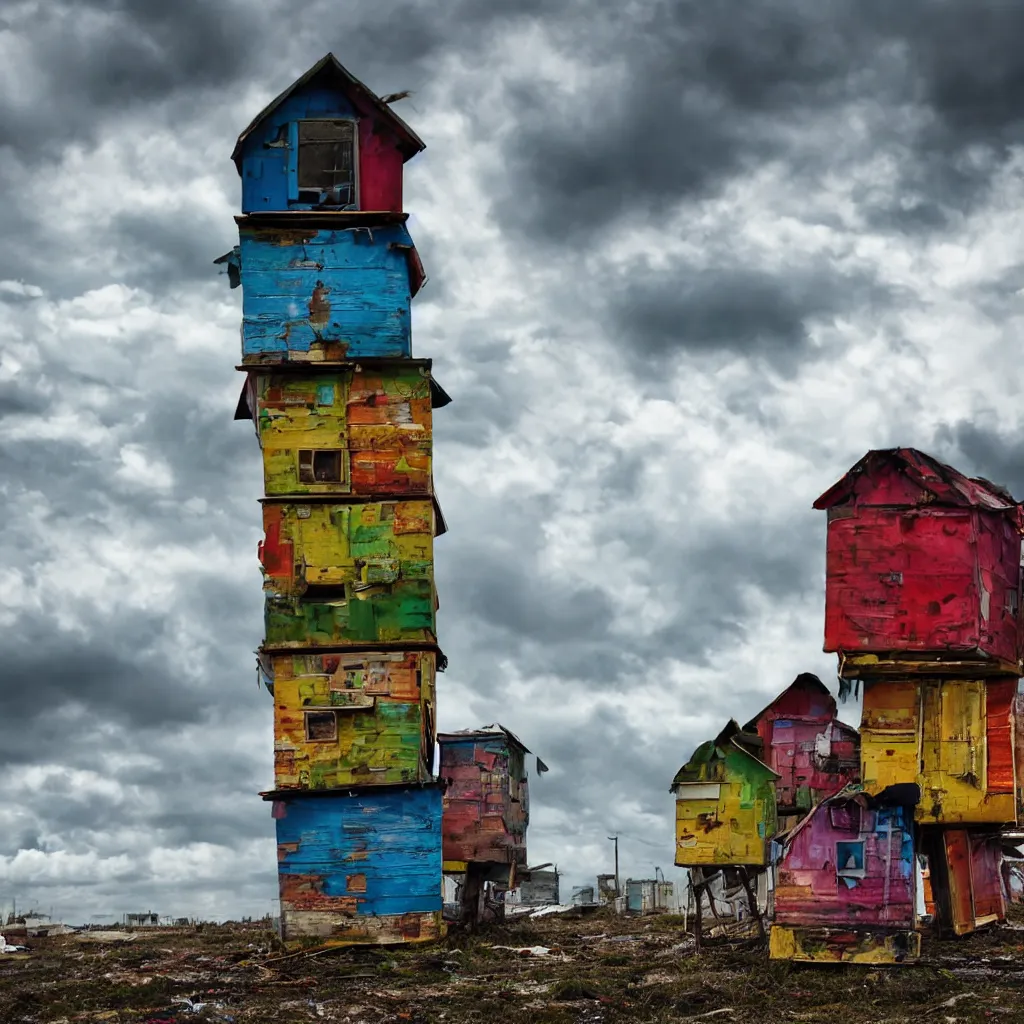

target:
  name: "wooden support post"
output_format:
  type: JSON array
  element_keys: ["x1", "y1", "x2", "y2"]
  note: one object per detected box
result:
[{"x1": 739, "y1": 867, "x2": 765, "y2": 941}]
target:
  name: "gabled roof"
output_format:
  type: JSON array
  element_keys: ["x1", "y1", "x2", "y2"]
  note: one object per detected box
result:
[
  {"x1": 813, "y1": 447, "x2": 1018, "y2": 512},
  {"x1": 781, "y1": 781, "x2": 920, "y2": 847},
  {"x1": 670, "y1": 719, "x2": 779, "y2": 791},
  {"x1": 232, "y1": 53, "x2": 425, "y2": 170},
  {"x1": 438, "y1": 723, "x2": 531, "y2": 754},
  {"x1": 744, "y1": 672, "x2": 836, "y2": 731}
]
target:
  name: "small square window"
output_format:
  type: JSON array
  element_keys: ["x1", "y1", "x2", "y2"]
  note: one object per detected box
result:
[
  {"x1": 298, "y1": 449, "x2": 342, "y2": 484},
  {"x1": 836, "y1": 841, "x2": 866, "y2": 878},
  {"x1": 305, "y1": 711, "x2": 337, "y2": 742}
]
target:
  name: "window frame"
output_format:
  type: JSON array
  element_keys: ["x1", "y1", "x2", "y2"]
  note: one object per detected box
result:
[
  {"x1": 297, "y1": 448, "x2": 345, "y2": 486},
  {"x1": 288, "y1": 118, "x2": 359, "y2": 207},
  {"x1": 304, "y1": 710, "x2": 338, "y2": 742},
  {"x1": 835, "y1": 840, "x2": 867, "y2": 880}
]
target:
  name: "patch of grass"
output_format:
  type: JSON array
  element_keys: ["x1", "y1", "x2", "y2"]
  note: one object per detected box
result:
[{"x1": 549, "y1": 978, "x2": 604, "y2": 1001}]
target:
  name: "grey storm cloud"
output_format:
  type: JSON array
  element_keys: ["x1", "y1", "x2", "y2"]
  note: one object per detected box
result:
[
  {"x1": 3, "y1": 0, "x2": 1024, "y2": 919},
  {"x1": 602, "y1": 265, "x2": 882, "y2": 371}
]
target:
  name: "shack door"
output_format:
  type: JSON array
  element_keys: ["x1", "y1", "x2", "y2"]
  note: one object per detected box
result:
[{"x1": 943, "y1": 829, "x2": 976, "y2": 936}]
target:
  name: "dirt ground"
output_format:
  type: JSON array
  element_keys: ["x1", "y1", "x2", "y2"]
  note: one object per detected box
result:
[{"x1": 3, "y1": 909, "x2": 1024, "y2": 1024}]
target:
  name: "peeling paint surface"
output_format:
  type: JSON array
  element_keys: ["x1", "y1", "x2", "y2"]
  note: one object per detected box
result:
[
  {"x1": 238, "y1": 224, "x2": 420, "y2": 362},
  {"x1": 814, "y1": 448, "x2": 1022, "y2": 667},
  {"x1": 672, "y1": 724, "x2": 778, "y2": 867},
  {"x1": 769, "y1": 924, "x2": 920, "y2": 963},
  {"x1": 774, "y1": 794, "x2": 915, "y2": 934},
  {"x1": 260, "y1": 500, "x2": 435, "y2": 595},
  {"x1": 935, "y1": 828, "x2": 1006, "y2": 935},
  {"x1": 273, "y1": 786, "x2": 443, "y2": 942},
  {"x1": 235, "y1": 69, "x2": 416, "y2": 214},
  {"x1": 264, "y1": 578, "x2": 435, "y2": 648},
  {"x1": 746, "y1": 674, "x2": 860, "y2": 813},
  {"x1": 255, "y1": 366, "x2": 432, "y2": 497},
  {"x1": 860, "y1": 678, "x2": 1016, "y2": 824},
  {"x1": 439, "y1": 729, "x2": 528, "y2": 871},
  {"x1": 271, "y1": 650, "x2": 436, "y2": 789}
]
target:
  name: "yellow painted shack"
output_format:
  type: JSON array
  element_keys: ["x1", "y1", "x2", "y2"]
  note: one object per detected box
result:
[
  {"x1": 260, "y1": 498, "x2": 442, "y2": 649},
  {"x1": 266, "y1": 650, "x2": 436, "y2": 789},
  {"x1": 235, "y1": 363, "x2": 441, "y2": 498},
  {"x1": 860, "y1": 677, "x2": 1017, "y2": 825},
  {"x1": 671, "y1": 721, "x2": 780, "y2": 867},
  {"x1": 259, "y1": 500, "x2": 436, "y2": 596}
]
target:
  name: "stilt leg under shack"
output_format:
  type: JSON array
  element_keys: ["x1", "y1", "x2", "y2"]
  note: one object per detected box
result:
[{"x1": 738, "y1": 867, "x2": 765, "y2": 941}]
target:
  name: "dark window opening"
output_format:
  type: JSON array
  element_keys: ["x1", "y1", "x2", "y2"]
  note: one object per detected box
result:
[
  {"x1": 836, "y1": 841, "x2": 866, "y2": 878},
  {"x1": 298, "y1": 449, "x2": 342, "y2": 484},
  {"x1": 305, "y1": 710, "x2": 337, "y2": 742},
  {"x1": 302, "y1": 584, "x2": 348, "y2": 602},
  {"x1": 297, "y1": 120, "x2": 356, "y2": 206}
]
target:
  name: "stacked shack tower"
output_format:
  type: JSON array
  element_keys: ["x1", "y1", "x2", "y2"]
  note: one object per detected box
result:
[
  {"x1": 812, "y1": 449, "x2": 1022, "y2": 942},
  {"x1": 226, "y1": 54, "x2": 450, "y2": 944}
]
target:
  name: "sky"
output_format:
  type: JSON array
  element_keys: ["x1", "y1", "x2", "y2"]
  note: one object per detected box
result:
[{"x1": 3, "y1": 0, "x2": 1024, "y2": 923}]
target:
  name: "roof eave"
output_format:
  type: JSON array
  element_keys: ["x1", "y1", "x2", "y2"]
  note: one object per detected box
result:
[{"x1": 231, "y1": 52, "x2": 425, "y2": 172}]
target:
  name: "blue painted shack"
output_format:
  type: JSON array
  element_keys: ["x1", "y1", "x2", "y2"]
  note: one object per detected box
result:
[
  {"x1": 224, "y1": 54, "x2": 427, "y2": 364},
  {"x1": 269, "y1": 784, "x2": 444, "y2": 944}
]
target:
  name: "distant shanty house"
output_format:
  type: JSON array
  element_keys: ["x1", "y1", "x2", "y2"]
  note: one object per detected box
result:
[
  {"x1": 745, "y1": 673, "x2": 860, "y2": 820},
  {"x1": 770, "y1": 785, "x2": 921, "y2": 963},
  {"x1": 124, "y1": 913, "x2": 160, "y2": 928},
  {"x1": 517, "y1": 868, "x2": 560, "y2": 907},
  {"x1": 814, "y1": 447, "x2": 1024, "y2": 677},
  {"x1": 439, "y1": 725, "x2": 533, "y2": 882},
  {"x1": 671, "y1": 721, "x2": 779, "y2": 868}
]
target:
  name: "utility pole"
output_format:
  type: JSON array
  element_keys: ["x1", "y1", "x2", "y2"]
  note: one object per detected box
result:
[{"x1": 607, "y1": 836, "x2": 620, "y2": 896}]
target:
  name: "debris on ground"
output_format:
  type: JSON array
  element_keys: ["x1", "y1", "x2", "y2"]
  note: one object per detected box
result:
[{"x1": 1, "y1": 910, "x2": 1024, "y2": 1023}]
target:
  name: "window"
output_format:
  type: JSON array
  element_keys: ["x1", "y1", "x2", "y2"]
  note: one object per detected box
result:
[
  {"x1": 835, "y1": 841, "x2": 865, "y2": 879},
  {"x1": 296, "y1": 120, "x2": 356, "y2": 206},
  {"x1": 298, "y1": 449, "x2": 342, "y2": 484},
  {"x1": 828, "y1": 803, "x2": 862, "y2": 833},
  {"x1": 305, "y1": 711, "x2": 337, "y2": 742}
]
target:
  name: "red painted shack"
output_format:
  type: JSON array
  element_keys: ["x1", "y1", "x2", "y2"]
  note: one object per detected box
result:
[
  {"x1": 745, "y1": 673, "x2": 860, "y2": 817},
  {"x1": 439, "y1": 725, "x2": 532, "y2": 884},
  {"x1": 918, "y1": 828, "x2": 1006, "y2": 936},
  {"x1": 813, "y1": 448, "x2": 1023, "y2": 674},
  {"x1": 770, "y1": 784, "x2": 921, "y2": 963}
]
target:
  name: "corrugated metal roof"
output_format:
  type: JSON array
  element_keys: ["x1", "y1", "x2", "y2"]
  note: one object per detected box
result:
[{"x1": 813, "y1": 447, "x2": 1019, "y2": 512}]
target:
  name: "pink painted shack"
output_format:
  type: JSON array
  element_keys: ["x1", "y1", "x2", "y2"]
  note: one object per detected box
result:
[
  {"x1": 438, "y1": 725, "x2": 533, "y2": 883},
  {"x1": 745, "y1": 673, "x2": 860, "y2": 822},
  {"x1": 814, "y1": 448, "x2": 1024, "y2": 676},
  {"x1": 770, "y1": 784, "x2": 922, "y2": 964}
]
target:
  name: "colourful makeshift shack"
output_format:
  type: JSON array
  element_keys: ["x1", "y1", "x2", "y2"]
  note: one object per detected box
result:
[
  {"x1": 917, "y1": 827, "x2": 1006, "y2": 936},
  {"x1": 439, "y1": 725, "x2": 532, "y2": 882},
  {"x1": 230, "y1": 53, "x2": 449, "y2": 945},
  {"x1": 671, "y1": 721, "x2": 779, "y2": 868},
  {"x1": 264, "y1": 650, "x2": 437, "y2": 789},
  {"x1": 860, "y1": 676, "x2": 1018, "y2": 825},
  {"x1": 270, "y1": 785, "x2": 444, "y2": 944},
  {"x1": 770, "y1": 784, "x2": 921, "y2": 963},
  {"x1": 745, "y1": 672, "x2": 860, "y2": 820},
  {"x1": 813, "y1": 448, "x2": 1024, "y2": 677}
]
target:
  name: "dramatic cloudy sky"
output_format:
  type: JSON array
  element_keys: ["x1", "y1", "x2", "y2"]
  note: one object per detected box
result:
[{"x1": 4, "y1": 0, "x2": 1024, "y2": 922}]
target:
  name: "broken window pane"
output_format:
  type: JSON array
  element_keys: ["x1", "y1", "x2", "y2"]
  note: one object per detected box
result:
[
  {"x1": 835, "y1": 840, "x2": 866, "y2": 878},
  {"x1": 298, "y1": 449, "x2": 342, "y2": 484},
  {"x1": 305, "y1": 711, "x2": 337, "y2": 742},
  {"x1": 297, "y1": 120, "x2": 356, "y2": 205}
]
